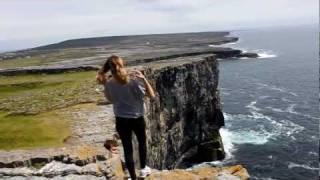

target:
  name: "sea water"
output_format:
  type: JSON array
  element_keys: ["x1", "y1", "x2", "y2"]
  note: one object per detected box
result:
[{"x1": 203, "y1": 25, "x2": 318, "y2": 180}]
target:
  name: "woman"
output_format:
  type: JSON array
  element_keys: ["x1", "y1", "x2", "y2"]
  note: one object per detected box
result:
[{"x1": 96, "y1": 55, "x2": 155, "y2": 180}]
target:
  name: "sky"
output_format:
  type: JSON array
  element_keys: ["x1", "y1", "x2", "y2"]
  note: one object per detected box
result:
[{"x1": 0, "y1": 0, "x2": 318, "y2": 52}]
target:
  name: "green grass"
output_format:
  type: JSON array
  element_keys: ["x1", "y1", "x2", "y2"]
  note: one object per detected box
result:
[
  {"x1": 0, "y1": 71, "x2": 101, "y2": 114},
  {"x1": 0, "y1": 71, "x2": 105, "y2": 150},
  {"x1": 0, "y1": 111, "x2": 70, "y2": 150},
  {"x1": 0, "y1": 49, "x2": 97, "y2": 69}
]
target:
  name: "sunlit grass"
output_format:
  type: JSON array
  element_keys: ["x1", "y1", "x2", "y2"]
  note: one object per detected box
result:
[
  {"x1": 0, "y1": 70, "x2": 105, "y2": 150},
  {"x1": 0, "y1": 111, "x2": 70, "y2": 150},
  {"x1": 0, "y1": 71, "x2": 101, "y2": 114},
  {"x1": 0, "y1": 49, "x2": 97, "y2": 69},
  {"x1": 0, "y1": 71, "x2": 103, "y2": 150}
]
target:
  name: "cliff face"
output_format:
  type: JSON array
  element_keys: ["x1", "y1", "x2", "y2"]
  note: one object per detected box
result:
[{"x1": 143, "y1": 55, "x2": 225, "y2": 169}]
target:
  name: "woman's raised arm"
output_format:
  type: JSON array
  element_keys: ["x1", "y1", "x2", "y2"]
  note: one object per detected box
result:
[{"x1": 132, "y1": 70, "x2": 155, "y2": 98}]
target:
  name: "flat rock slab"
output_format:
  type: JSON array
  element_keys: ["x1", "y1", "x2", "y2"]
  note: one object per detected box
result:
[
  {"x1": 146, "y1": 165, "x2": 249, "y2": 180},
  {"x1": 61, "y1": 103, "x2": 116, "y2": 145},
  {"x1": 0, "y1": 156, "x2": 124, "y2": 179}
]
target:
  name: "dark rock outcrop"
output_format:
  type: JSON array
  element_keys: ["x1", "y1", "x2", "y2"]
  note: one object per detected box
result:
[
  {"x1": 143, "y1": 55, "x2": 225, "y2": 169},
  {"x1": 236, "y1": 52, "x2": 259, "y2": 59}
]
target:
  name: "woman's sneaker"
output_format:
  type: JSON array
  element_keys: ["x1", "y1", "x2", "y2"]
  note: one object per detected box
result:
[{"x1": 140, "y1": 166, "x2": 151, "y2": 178}]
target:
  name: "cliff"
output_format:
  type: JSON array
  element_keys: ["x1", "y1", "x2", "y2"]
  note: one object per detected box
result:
[
  {"x1": 143, "y1": 55, "x2": 225, "y2": 169},
  {"x1": 0, "y1": 53, "x2": 250, "y2": 179}
]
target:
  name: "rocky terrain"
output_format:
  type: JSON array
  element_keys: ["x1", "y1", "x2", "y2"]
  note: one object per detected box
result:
[
  {"x1": 0, "y1": 156, "x2": 250, "y2": 180},
  {"x1": 0, "y1": 32, "x2": 256, "y2": 179}
]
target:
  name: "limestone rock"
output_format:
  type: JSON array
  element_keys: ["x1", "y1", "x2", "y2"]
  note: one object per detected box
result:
[
  {"x1": 146, "y1": 165, "x2": 249, "y2": 180},
  {"x1": 37, "y1": 161, "x2": 82, "y2": 177},
  {"x1": 0, "y1": 167, "x2": 34, "y2": 177}
]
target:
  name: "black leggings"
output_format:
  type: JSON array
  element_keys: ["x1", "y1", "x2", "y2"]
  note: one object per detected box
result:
[{"x1": 115, "y1": 116, "x2": 147, "y2": 180}]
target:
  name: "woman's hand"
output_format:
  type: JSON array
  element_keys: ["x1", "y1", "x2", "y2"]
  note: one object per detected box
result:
[
  {"x1": 96, "y1": 71, "x2": 105, "y2": 84},
  {"x1": 96, "y1": 71, "x2": 112, "y2": 84},
  {"x1": 131, "y1": 70, "x2": 145, "y2": 80},
  {"x1": 131, "y1": 69, "x2": 156, "y2": 98}
]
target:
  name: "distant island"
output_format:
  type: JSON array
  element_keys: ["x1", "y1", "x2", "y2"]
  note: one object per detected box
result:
[{"x1": 0, "y1": 31, "x2": 257, "y2": 74}]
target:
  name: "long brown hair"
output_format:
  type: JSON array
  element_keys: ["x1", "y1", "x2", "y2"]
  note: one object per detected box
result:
[{"x1": 101, "y1": 55, "x2": 129, "y2": 84}]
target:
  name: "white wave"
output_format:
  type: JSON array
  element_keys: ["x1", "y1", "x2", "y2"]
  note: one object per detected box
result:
[
  {"x1": 257, "y1": 52, "x2": 277, "y2": 59},
  {"x1": 189, "y1": 126, "x2": 237, "y2": 169},
  {"x1": 239, "y1": 57, "x2": 250, "y2": 60},
  {"x1": 241, "y1": 49, "x2": 248, "y2": 53},
  {"x1": 285, "y1": 104, "x2": 320, "y2": 120},
  {"x1": 255, "y1": 82, "x2": 269, "y2": 88},
  {"x1": 250, "y1": 111, "x2": 273, "y2": 121},
  {"x1": 252, "y1": 49, "x2": 277, "y2": 59},
  {"x1": 223, "y1": 112, "x2": 233, "y2": 121},
  {"x1": 222, "y1": 92, "x2": 231, "y2": 95},
  {"x1": 259, "y1": 95, "x2": 270, "y2": 100},
  {"x1": 249, "y1": 110, "x2": 305, "y2": 135},
  {"x1": 269, "y1": 86, "x2": 286, "y2": 93},
  {"x1": 209, "y1": 41, "x2": 238, "y2": 48},
  {"x1": 229, "y1": 129, "x2": 272, "y2": 145},
  {"x1": 266, "y1": 103, "x2": 320, "y2": 120},
  {"x1": 288, "y1": 92, "x2": 298, "y2": 97},
  {"x1": 246, "y1": 101, "x2": 261, "y2": 111},
  {"x1": 310, "y1": 136, "x2": 318, "y2": 140},
  {"x1": 288, "y1": 162, "x2": 318, "y2": 171},
  {"x1": 256, "y1": 82, "x2": 286, "y2": 92},
  {"x1": 251, "y1": 177, "x2": 279, "y2": 180},
  {"x1": 225, "y1": 42, "x2": 238, "y2": 45},
  {"x1": 277, "y1": 119, "x2": 305, "y2": 136},
  {"x1": 223, "y1": 110, "x2": 304, "y2": 146},
  {"x1": 233, "y1": 48, "x2": 277, "y2": 59},
  {"x1": 265, "y1": 106, "x2": 286, "y2": 113},
  {"x1": 223, "y1": 112, "x2": 272, "y2": 145},
  {"x1": 255, "y1": 82, "x2": 298, "y2": 97},
  {"x1": 219, "y1": 128, "x2": 235, "y2": 159},
  {"x1": 285, "y1": 104, "x2": 296, "y2": 114},
  {"x1": 281, "y1": 97, "x2": 292, "y2": 102},
  {"x1": 308, "y1": 151, "x2": 318, "y2": 156}
]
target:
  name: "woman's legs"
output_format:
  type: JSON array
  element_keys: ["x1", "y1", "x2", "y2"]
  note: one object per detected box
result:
[
  {"x1": 116, "y1": 117, "x2": 136, "y2": 180},
  {"x1": 132, "y1": 116, "x2": 147, "y2": 169}
]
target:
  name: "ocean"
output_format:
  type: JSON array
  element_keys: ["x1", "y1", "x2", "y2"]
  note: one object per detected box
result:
[{"x1": 200, "y1": 25, "x2": 318, "y2": 180}]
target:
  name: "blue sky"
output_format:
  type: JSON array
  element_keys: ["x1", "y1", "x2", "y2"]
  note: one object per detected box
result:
[{"x1": 0, "y1": 0, "x2": 318, "y2": 51}]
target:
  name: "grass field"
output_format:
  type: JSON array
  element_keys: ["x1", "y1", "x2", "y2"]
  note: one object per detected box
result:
[
  {"x1": 0, "y1": 70, "x2": 104, "y2": 150},
  {"x1": 0, "y1": 71, "x2": 101, "y2": 114},
  {"x1": 0, "y1": 111, "x2": 70, "y2": 150},
  {"x1": 0, "y1": 49, "x2": 97, "y2": 69}
]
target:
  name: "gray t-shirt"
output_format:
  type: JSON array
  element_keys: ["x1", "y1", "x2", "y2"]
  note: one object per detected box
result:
[{"x1": 104, "y1": 78, "x2": 146, "y2": 118}]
